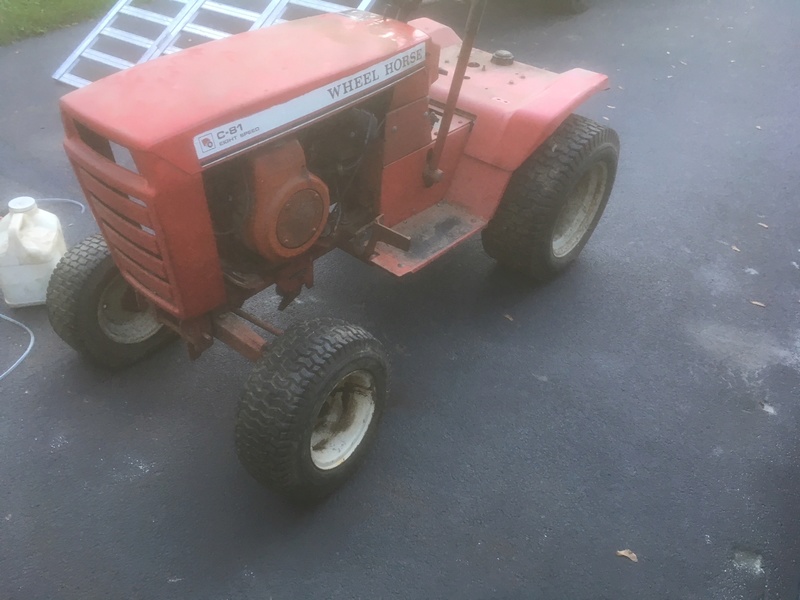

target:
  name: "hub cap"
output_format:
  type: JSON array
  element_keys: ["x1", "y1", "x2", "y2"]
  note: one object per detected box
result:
[
  {"x1": 97, "y1": 274, "x2": 162, "y2": 344},
  {"x1": 551, "y1": 161, "x2": 608, "y2": 258},
  {"x1": 310, "y1": 370, "x2": 376, "y2": 471}
]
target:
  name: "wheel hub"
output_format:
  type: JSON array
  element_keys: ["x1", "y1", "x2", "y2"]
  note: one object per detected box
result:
[
  {"x1": 310, "y1": 370, "x2": 376, "y2": 471},
  {"x1": 97, "y1": 275, "x2": 163, "y2": 344},
  {"x1": 551, "y1": 161, "x2": 608, "y2": 258}
]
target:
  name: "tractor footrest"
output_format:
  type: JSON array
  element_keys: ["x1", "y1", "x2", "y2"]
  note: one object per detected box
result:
[{"x1": 368, "y1": 201, "x2": 486, "y2": 277}]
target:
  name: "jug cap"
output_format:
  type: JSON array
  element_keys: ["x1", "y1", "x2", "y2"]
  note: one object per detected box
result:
[{"x1": 8, "y1": 197, "x2": 36, "y2": 213}]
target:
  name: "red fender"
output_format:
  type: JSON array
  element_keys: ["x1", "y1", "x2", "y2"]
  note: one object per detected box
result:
[{"x1": 411, "y1": 18, "x2": 609, "y2": 173}]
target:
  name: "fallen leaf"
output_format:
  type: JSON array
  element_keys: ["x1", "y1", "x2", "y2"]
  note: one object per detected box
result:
[
  {"x1": 617, "y1": 549, "x2": 638, "y2": 562},
  {"x1": 760, "y1": 401, "x2": 776, "y2": 415},
  {"x1": 504, "y1": 314, "x2": 514, "y2": 321},
  {"x1": 750, "y1": 301, "x2": 766, "y2": 308},
  {"x1": 757, "y1": 222, "x2": 769, "y2": 228},
  {"x1": 731, "y1": 245, "x2": 741, "y2": 252}
]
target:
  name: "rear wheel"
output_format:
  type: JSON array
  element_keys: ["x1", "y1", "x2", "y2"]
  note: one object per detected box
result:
[
  {"x1": 46, "y1": 234, "x2": 175, "y2": 369},
  {"x1": 235, "y1": 318, "x2": 389, "y2": 502},
  {"x1": 481, "y1": 114, "x2": 619, "y2": 280}
]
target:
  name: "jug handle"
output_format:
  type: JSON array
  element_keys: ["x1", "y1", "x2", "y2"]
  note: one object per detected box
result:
[{"x1": 7, "y1": 213, "x2": 25, "y2": 257}]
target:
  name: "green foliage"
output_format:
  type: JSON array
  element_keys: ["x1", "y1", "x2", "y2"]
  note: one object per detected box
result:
[{"x1": 0, "y1": 0, "x2": 114, "y2": 45}]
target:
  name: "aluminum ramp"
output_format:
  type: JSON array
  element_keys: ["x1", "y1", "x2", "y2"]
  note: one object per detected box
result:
[{"x1": 53, "y1": 0, "x2": 377, "y2": 88}]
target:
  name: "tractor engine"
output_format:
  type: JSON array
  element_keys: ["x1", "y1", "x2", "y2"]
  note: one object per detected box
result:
[
  {"x1": 206, "y1": 140, "x2": 330, "y2": 265},
  {"x1": 203, "y1": 104, "x2": 383, "y2": 270}
]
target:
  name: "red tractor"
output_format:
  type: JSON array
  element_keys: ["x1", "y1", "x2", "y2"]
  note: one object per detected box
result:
[{"x1": 48, "y1": 0, "x2": 619, "y2": 501}]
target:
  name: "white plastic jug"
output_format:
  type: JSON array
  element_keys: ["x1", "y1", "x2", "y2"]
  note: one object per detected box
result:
[{"x1": 0, "y1": 197, "x2": 67, "y2": 307}]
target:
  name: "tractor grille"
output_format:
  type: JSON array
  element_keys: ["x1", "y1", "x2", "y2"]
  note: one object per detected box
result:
[{"x1": 72, "y1": 123, "x2": 177, "y2": 309}]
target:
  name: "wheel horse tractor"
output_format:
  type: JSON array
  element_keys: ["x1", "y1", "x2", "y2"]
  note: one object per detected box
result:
[{"x1": 48, "y1": 0, "x2": 619, "y2": 501}]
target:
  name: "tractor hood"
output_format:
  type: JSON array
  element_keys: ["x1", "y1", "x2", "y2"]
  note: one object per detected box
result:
[{"x1": 60, "y1": 12, "x2": 433, "y2": 173}]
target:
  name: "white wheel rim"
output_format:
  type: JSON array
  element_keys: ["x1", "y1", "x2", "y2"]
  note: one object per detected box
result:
[
  {"x1": 97, "y1": 274, "x2": 163, "y2": 344},
  {"x1": 310, "y1": 370, "x2": 376, "y2": 471},
  {"x1": 551, "y1": 161, "x2": 608, "y2": 259}
]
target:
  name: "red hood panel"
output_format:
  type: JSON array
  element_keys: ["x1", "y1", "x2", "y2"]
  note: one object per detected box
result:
[{"x1": 60, "y1": 12, "x2": 431, "y2": 171}]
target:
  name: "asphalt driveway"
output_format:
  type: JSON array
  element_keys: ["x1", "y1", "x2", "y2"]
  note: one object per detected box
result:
[{"x1": 1, "y1": 1, "x2": 799, "y2": 598}]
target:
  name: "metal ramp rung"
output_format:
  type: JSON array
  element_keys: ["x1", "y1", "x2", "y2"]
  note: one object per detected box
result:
[
  {"x1": 54, "y1": 0, "x2": 378, "y2": 88},
  {"x1": 60, "y1": 73, "x2": 93, "y2": 89},
  {"x1": 183, "y1": 23, "x2": 231, "y2": 40},
  {"x1": 82, "y1": 49, "x2": 135, "y2": 70},
  {"x1": 118, "y1": 5, "x2": 174, "y2": 26},
  {"x1": 293, "y1": 0, "x2": 355, "y2": 13},
  {"x1": 101, "y1": 27, "x2": 154, "y2": 48},
  {"x1": 203, "y1": 1, "x2": 261, "y2": 21}
]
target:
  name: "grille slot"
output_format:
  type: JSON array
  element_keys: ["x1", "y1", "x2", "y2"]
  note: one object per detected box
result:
[
  {"x1": 101, "y1": 222, "x2": 168, "y2": 280},
  {"x1": 78, "y1": 158, "x2": 176, "y2": 306},
  {"x1": 111, "y1": 246, "x2": 174, "y2": 301},
  {"x1": 75, "y1": 121, "x2": 113, "y2": 160},
  {"x1": 109, "y1": 141, "x2": 140, "y2": 174},
  {"x1": 86, "y1": 178, "x2": 152, "y2": 226}
]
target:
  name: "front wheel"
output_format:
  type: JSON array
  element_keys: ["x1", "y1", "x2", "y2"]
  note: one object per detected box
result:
[
  {"x1": 46, "y1": 234, "x2": 175, "y2": 369},
  {"x1": 481, "y1": 114, "x2": 619, "y2": 280},
  {"x1": 235, "y1": 318, "x2": 389, "y2": 502}
]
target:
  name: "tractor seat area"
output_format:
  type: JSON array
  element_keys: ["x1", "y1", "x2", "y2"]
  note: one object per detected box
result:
[{"x1": 426, "y1": 40, "x2": 608, "y2": 172}]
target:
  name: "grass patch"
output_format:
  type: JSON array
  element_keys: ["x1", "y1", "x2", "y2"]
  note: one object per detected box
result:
[{"x1": 0, "y1": 0, "x2": 115, "y2": 45}]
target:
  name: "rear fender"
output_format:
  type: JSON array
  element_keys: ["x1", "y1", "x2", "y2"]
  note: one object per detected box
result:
[
  {"x1": 465, "y1": 68, "x2": 609, "y2": 172},
  {"x1": 413, "y1": 15, "x2": 610, "y2": 174}
]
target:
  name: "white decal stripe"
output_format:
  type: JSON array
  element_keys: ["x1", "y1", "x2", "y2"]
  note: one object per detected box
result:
[{"x1": 193, "y1": 42, "x2": 427, "y2": 160}]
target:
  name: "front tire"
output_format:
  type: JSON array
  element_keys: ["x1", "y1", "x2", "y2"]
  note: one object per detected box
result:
[
  {"x1": 46, "y1": 234, "x2": 175, "y2": 369},
  {"x1": 235, "y1": 318, "x2": 389, "y2": 502},
  {"x1": 481, "y1": 114, "x2": 619, "y2": 280}
]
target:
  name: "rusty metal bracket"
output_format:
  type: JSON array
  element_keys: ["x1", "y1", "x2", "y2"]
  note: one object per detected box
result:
[
  {"x1": 275, "y1": 257, "x2": 314, "y2": 310},
  {"x1": 212, "y1": 312, "x2": 267, "y2": 362},
  {"x1": 156, "y1": 312, "x2": 214, "y2": 360},
  {"x1": 344, "y1": 216, "x2": 412, "y2": 260},
  {"x1": 364, "y1": 221, "x2": 412, "y2": 257},
  {"x1": 231, "y1": 308, "x2": 284, "y2": 337}
]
